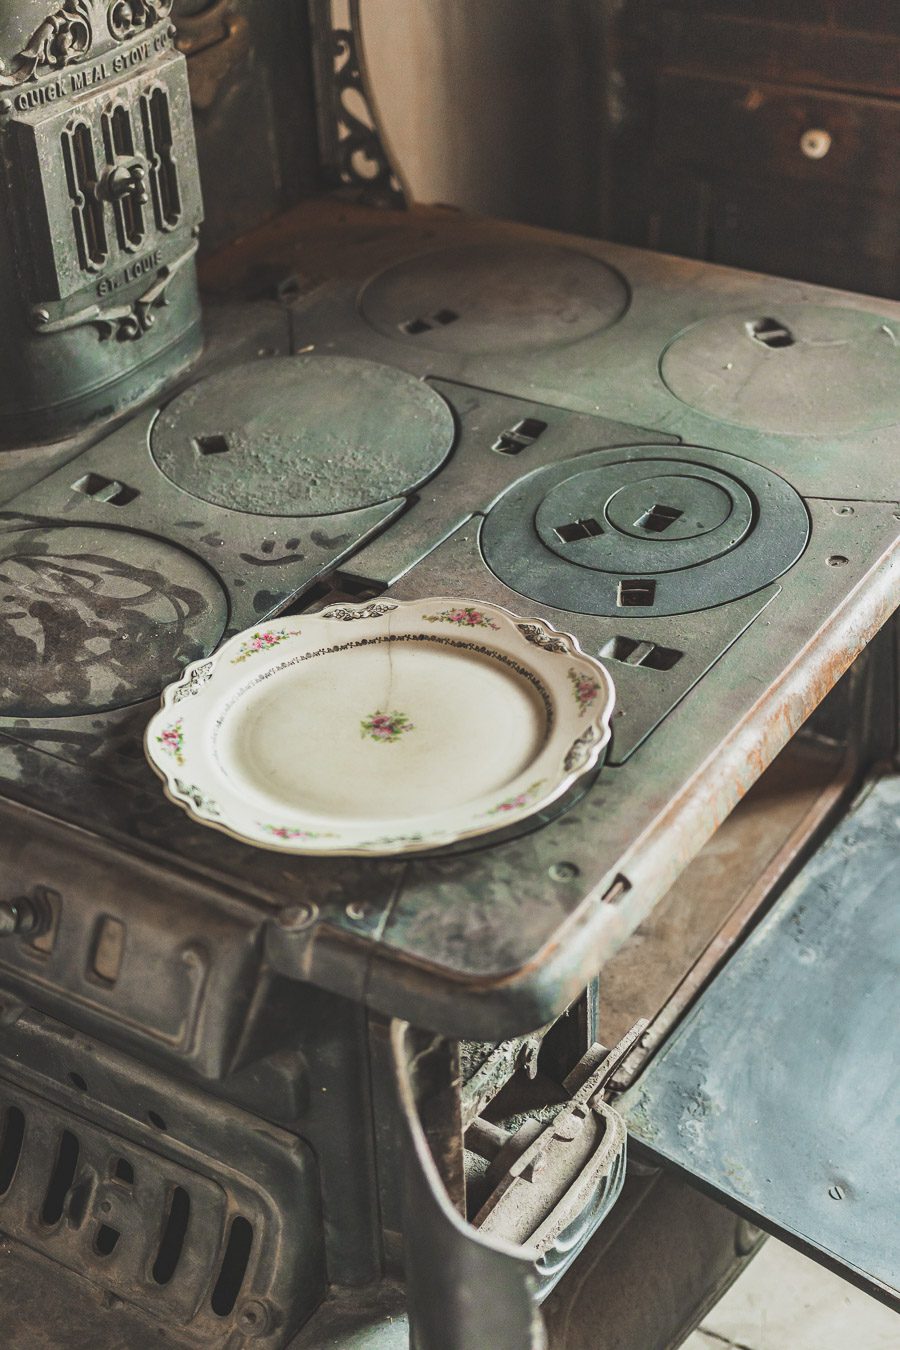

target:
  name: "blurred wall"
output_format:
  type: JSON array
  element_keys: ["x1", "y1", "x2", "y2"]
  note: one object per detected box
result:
[{"x1": 360, "y1": 0, "x2": 609, "y2": 235}]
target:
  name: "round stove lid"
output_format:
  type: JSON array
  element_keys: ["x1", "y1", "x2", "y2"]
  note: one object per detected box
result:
[
  {"x1": 534, "y1": 462, "x2": 755, "y2": 575},
  {"x1": 482, "y1": 445, "x2": 809, "y2": 618},
  {"x1": 661, "y1": 306, "x2": 900, "y2": 437},
  {"x1": 359, "y1": 242, "x2": 629, "y2": 353},
  {"x1": 0, "y1": 522, "x2": 228, "y2": 717},
  {"x1": 151, "y1": 356, "x2": 456, "y2": 517}
]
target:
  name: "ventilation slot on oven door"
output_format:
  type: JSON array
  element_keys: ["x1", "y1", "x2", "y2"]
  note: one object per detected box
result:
[
  {"x1": 211, "y1": 1215, "x2": 254, "y2": 1316},
  {"x1": 0, "y1": 1104, "x2": 25, "y2": 1196},
  {"x1": 0, "y1": 1079, "x2": 324, "y2": 1343},
  {"x1": 40, "y1": 1129, "x2": 81, "y2": 1227}
]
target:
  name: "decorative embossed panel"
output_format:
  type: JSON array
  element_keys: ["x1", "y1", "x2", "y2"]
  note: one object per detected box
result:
[{"x1": 5, "y1": 43, "x2": 200, "y2": 305}]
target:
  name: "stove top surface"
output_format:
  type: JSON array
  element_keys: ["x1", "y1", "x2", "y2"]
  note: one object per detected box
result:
[{"x1": 0, "y1": 202, "x2": 897, "y2": 1045}]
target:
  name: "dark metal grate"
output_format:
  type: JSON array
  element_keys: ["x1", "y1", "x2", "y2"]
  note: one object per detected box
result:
[{"x1": 0, "y1": 1075, "x2": 321, "y2": 1344}]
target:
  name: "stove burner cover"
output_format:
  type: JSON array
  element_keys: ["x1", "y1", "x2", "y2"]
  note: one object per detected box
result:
[
  {"x1": 482, "y1": 446, "x2": 809, "y2": 617},
  {"x1": 661, "y1": 306, "x2": 900, "y2": 437},
  {"x1": 151, "y1": 356, "x2": 455, "y2": 517},
  {"x1": 359, "y1": 242, "x2": 629, "y2": 353},
  {"x1": 535, "y1": 465, "x2": 754, "y2": 574},
  {"x1": 0, "y1": 522, "x2": 227, "y2": 717}
]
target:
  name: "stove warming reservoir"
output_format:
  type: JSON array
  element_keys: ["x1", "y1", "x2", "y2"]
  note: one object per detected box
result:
[{"x1": 0, "y1": 1, "x2": 203, "y2": 446}]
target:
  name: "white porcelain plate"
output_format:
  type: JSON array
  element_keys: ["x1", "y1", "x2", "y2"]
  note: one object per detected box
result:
[{"x1": 144, "y1": 598, "x2": 615, "y2": 856}]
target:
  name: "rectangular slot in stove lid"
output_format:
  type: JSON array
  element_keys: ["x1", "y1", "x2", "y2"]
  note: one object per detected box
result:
[
  {"x1": 617, "y1": 579, "x2": 657, "y2": 607},
  {"x1": 600, "y1": 637, "x2": 683, "y2": 670}
]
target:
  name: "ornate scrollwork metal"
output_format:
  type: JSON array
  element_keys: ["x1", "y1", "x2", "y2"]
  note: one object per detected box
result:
[
  {"x1": 107, "y1": 0, "x2": 173, "y2": 42},
  {"x1": 308, "y1": 0, "x2": 406, "y2": 208},
  {"x1": 34, "y1": 244, "x2": 196, "y2": 341},
  {"x1": 0, "y1": 0, "x2": 92, "y2": 86}
]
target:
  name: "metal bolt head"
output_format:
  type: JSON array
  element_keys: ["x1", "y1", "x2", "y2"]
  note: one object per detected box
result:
[
  {"x1": 32, "y1": 308, "x2": 50, "y2": 326},
  {"x1": 238, "y1": 1301, "x2": 270, "y2": 1336},
  {"x1": 549, "y1": 861, "x2": 580, "y2": 882},
  {"x1": 829, "y1": 1183, "x2": 845, "y2": 1200},
  {"x1": 277, "y1": 902, "x2": 318, "y2": 931},
  {"x1": 345, "y1": 901, "x2": 370, "y2": 922}
]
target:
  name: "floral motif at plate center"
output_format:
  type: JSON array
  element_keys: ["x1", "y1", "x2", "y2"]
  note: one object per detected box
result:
[{"x1": 360, "y1": 710, "x2": 415, "y2": 743}]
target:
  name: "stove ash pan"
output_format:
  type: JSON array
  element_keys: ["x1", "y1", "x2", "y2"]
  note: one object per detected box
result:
[{"x1": 0, "y1": 3, "x2": 203, "y2": 446}]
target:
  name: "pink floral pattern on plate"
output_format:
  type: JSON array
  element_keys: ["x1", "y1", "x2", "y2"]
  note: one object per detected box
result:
[
  {"x1": 260, "y1": 824, "x2": 337, "y2": 841},
  {"x1": 361, "y1": 710, "x2": 415, "y2": 743},
  {"x1": 231, "y1": 629, "x2": 296, "y2": 664},
  {"x1": 422, "y1": 606, "x2": 500, "y2": 631},
  {"x1": 484, "y1": 780, "x2": 545, "y2": 817},
  {"x1": 568, "y1": 667, "x2": 602, "y2": 714},
  {"x1": 156, "y1": 718, "x2": 185, "y2": 766}
]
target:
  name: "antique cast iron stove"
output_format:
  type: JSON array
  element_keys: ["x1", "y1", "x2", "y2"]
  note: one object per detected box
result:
[{"x1": 0, "y1": 8, "x2": 896, "y2": 1349}]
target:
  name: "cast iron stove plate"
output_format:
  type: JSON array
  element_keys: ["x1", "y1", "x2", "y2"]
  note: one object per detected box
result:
[
  {"x1": 151, "y1": 355, "x2": 456, "y2": 516},
  {"x1": 661, "y1": 305, "x2": 900, "y2": 437},
  {"x1": 359, "y1": 242, "x2": 629, "y2": 352},
  {"x1": 0, "y1": 520, "x2": 228, "y2": 718},
  {"x1": 482, "y1": 445, "x2": 809, "y2": 616}
]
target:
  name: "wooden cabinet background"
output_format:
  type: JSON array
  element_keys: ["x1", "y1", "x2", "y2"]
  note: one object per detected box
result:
[{"x1": 608, "y1": 1, "x2": 900, "y2": 297}]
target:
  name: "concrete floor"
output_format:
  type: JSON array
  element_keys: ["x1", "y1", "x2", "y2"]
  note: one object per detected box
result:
[{"x1": 683, "y1": 1239, "x2": 899, "y2": 1350}]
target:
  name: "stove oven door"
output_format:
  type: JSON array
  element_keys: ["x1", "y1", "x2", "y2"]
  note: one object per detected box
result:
[{"x1": 620, "y1": 769, "x2": 900, "y2": 1313}]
